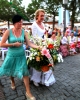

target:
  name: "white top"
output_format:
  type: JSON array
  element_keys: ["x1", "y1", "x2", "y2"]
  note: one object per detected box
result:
[
  {"x1": 48, "y1": 29, "x2": 52, "y2": 35},
  {"x1": 61, "y1": 36, "x2": 68, "y2": 44},
  {"x1": 68, "y1": 36, "x2": 76, "y2": 44},
  {"x1": 31, "y1": 21, "x2": 45, "y2": 38}
]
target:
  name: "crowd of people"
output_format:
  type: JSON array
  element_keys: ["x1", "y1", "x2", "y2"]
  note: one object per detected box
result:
[
  {"x1": 0, "y1": 8, "x2": 80, "y2": 100},
  {"x1": 24, "y1": 25, "x2": 80, "y2": 57},
  {"x1": 46, "y1": 25, "x2": 80, "y2": 56}
]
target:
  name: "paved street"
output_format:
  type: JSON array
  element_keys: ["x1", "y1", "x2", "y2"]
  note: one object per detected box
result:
[{"x1": 0, "y1": 54, "x2": 80, "y2": 100}]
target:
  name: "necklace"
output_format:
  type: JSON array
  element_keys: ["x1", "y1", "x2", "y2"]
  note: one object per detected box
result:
[{"x1": 13, "y1": 29, "x2": 23, "y2": 43}]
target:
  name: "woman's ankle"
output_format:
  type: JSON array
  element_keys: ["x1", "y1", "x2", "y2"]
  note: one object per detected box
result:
[
  {"x1": 10, "y1": 77, "x2": 15, "y2": 83},
  {"x1": 26, "y1": 92, "x2": 33, "y2": 97}
]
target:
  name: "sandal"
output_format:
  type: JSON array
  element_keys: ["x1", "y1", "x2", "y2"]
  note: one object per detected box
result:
[
  {"x1": 26, "y1": 93, "x2": 36, "y2": 100},
  {"x1": 11, "y1": 81, "x2": 15, "y2": 90}
]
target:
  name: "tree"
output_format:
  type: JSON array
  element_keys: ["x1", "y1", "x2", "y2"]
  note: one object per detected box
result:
[
  {"x1": 26, "y1": 0, "x2": 62, "y2": 29},
  {"x1": 0, "y1": 0, "x2": 29, "y2": 28},
  {"x1": 26, "y1": 0, "x2": 43, "y2": 20},
  {"x1": 43, "y1": 0, "x2": 62, "y2": 29},
  {"x1": 9, "y1": 0, "x2": 29, "y2": 21},
  {"x1": 64, "y1": 0, "x2": 80, "y2": 29},
  {"x1": 26, "y1": 0, "x2": 80, "y2": 29},
  {"x1": 0, "y1": 0, "x2": 15, "y2": 20}
]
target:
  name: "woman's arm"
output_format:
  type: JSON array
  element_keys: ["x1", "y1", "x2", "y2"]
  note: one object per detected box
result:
[{"x1": 0, "y1": 29, "x2": 22, "y2": 48}]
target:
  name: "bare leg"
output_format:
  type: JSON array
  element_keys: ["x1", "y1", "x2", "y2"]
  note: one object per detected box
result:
[
  {"x1": 23, "y1": 76, "x2": 33, "y2": 97},
  {"x1": 10, "y1": 76, "x2": 15, "y2": 88}
]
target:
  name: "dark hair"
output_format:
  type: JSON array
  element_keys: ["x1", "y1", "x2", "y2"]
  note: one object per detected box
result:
[
  {"x1": 12, "y1": 14, "x2": 22, "y2": 24},
  {"x1": 71, "y1": 32, "x2": 74, "y2": 33},
  {"x1": 78, "y1": 34, "x2": 80, "y2": 36}
]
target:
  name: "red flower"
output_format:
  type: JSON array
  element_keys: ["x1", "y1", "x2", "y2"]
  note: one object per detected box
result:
[{"x1": 48, "y1": 44, "x2": 54, "y2": 49}]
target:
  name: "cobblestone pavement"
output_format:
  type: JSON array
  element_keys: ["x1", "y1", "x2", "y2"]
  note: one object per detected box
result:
[{"x1": 0, "y1": 54, "x2": 80, "y2": 100}]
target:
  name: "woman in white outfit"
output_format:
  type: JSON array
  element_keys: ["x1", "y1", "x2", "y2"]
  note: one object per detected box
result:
[
  {"x1": 30, "y1": 9, "x2": 56, "y2": 86},
  {"x1": 68, "y1": 32, "x2": 77, "y2": 55}
]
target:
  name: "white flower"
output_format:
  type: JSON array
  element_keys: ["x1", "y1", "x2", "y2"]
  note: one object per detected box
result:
[
  {"x1": 32, "y1": 57, "x2": 35, "y2": 59},
  {"x1": 54, "y1": 41, "x2": 57, "y2": 46},
  {"x1": 28, "y1": 36, "x2": 64, "y2": 67},
  {"x1": 57, "y1": 56, "x2": 60, "y2": 62},
  {"x1": 47, "y1": 38, "x2": 54, "y2": 44},
  {"x1": 29, "y1": 57, "x2": 33, "y2": 60},
  {"x1": 61, "y1": 59, "x2": 64, "y2": 62},
  {"x1": 57, "y1": 54, "x2": 64, "y2": 62},
  {"x1": 34, "y1": 52, "x2": 37, "y2": 55},
  {"x1": 30, "y1": 53, "x2": 36, "y2": 57}
]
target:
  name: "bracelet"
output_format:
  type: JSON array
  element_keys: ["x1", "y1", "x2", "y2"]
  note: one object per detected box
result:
[
  {"x1": 12, "y1": 43, "x2": 14, "y2": 47},
  {"x1": 37, "y1": 46, "x2": 42, "y2": 50}
]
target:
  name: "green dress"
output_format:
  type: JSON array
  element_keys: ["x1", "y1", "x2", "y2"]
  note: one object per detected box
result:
[{"x1": 0, "y1": 29, "x2": 29, "y2": 79}]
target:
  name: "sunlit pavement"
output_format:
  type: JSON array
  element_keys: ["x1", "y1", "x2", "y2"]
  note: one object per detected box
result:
[{"x1": 0, "y1": 53, "x2": 80, "y2": 100}]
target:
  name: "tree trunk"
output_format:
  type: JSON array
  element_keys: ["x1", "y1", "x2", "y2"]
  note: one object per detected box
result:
[
  {"x1": 71, "y1": 19, "x2": 74, "y2": 29},
  {"x1": 71, "y1": 1, "x2": 76, "y2": 29},
  {"x1": 71, "y1": 9, "x2": 75, "y2": 29},
  {"x1": 7, "y1": 19, "x2": 10, "y2": 29},
  {"x1": 52, "y1": 13, "x2": 55, "y2": 30}
]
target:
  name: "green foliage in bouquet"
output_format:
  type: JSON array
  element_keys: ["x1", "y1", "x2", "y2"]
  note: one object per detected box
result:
[
  {"x1": 27, "y1": 55, "x2": 50, "y2": 71},
  {"x1": 49, "y1": 49, "x2": 59, "y2": 64},
  {"x1": 27, "y1": 36, "x2": 63, "y2": 71}
]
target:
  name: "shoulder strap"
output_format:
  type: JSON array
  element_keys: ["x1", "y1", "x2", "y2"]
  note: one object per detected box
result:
[
  {"x1": 8, "y1": 29, "x2": 12, "y2": 41},
  {"x1": 22, "y1": 29, "x2": 25, "y2": 37}
]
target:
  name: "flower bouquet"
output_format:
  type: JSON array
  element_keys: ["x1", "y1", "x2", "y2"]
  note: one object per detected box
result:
[{"x1": 27, "y1": 36, "x2": 63, "y2": 72}]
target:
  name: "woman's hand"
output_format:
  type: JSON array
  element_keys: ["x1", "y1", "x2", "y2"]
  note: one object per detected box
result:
[
  {"x1": 37, "y1": 46, "x2": 42, "y2": 50},
  {"x1": 13, "y1": 42, "x2": 22, "y2": 47}
]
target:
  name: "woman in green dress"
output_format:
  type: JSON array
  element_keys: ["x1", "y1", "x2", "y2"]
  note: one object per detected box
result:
[{"x1": 0, "y1": 15, "x2": 40, "y2": 100}]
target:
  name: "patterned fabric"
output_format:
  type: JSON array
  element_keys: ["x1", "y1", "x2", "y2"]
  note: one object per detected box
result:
[
  {"x1": 76, "y1": 42, "x2": 80, "y2": 48},
  {"x1": 0, "y1": 29, "x2": 29, "y2": 79},
  {"x1": 76, "y1": 37, "x2": 80, "y2": 48}
]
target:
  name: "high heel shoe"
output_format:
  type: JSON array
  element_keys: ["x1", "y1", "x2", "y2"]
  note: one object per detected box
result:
[
  {"x1": 26, "y1": 93, "x2": 36, "y2": 100},
  {"x1": 11, "y1": 81, "x2": 15, "y2": 90}
]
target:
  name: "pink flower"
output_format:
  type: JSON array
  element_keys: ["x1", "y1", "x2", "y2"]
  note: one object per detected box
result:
[
  {"x1": 41, "y1": 48, "x2": 51, "y2": 58},
  {"x1": 45, "y1": 53, "x2": 51, "y2": 58},
  {"x1": 41, "y1": 48, "x2": 48, "y2": 55}
]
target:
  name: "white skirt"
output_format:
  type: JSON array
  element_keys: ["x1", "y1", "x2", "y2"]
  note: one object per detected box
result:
[
  {"x1": 41, "y1": 69, "x2": 56, "y2": 86},
  {"x1": 30, "y1": 68, "x2": 56, "y2": 86}
]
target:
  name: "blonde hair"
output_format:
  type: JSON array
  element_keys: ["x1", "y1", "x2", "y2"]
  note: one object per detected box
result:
[{"x1": 34, "y1": 9, "x2": 45, "y2": 20}]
